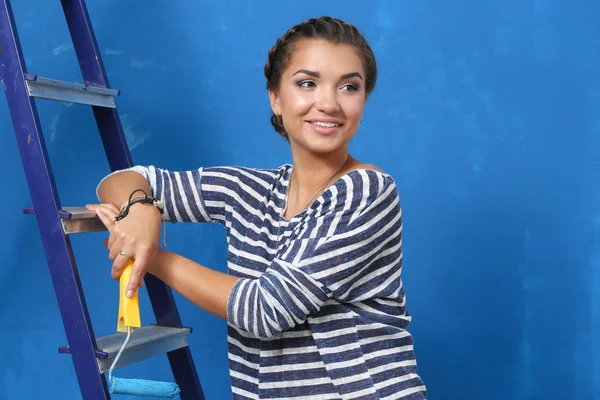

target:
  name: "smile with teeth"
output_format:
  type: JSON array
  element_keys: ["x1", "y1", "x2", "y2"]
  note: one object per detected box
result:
[{"x1": 311, "y1": 121, "x2": 341, "y2": 128}]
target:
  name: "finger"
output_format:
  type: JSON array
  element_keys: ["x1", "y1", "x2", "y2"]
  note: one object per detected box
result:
[
  {"x1": 96, "y1": 209, "x2": 120, "y2": 258},
  {"x1": 87, "y1": 203, "x2": 119, "y2": 212},
  {"x1": 103, "y1": 239, "x2": 109, "y2": 247},
  {"x1": 111, "y1": 246, "x2": 132, "y2": 276},
  {"x1": 95, "y1": 207, "x2": 116, "y2": 231},
  {"x1": 107, "y1": 224, "x2": 126, "y2": 258},
  {"x1": 107, "y1": 204, "x2": 120, "y2": 215},
  {"x1": 96, "y1": 203, "x2": 120, "y2": 218},
  {"x1": 108, "y1": 234, "x2": 125, "y2": 261},
  {"x1": 108, "y1": 229, "x2": 119, "y2": 250},
  {"x1": 111, "y1": 257, "x2": 128, "y2": 281},
  {"x1": 96, "y1": 208, "x2": 119, "y2": 229},
  {"x1": 127, "y1": 253, "x2": 149, "y2": 297}
]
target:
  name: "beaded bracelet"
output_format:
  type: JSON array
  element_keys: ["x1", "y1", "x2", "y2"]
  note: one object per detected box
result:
[{"x1": 115, "y1": 189, "x2": 164, "y2": 221}]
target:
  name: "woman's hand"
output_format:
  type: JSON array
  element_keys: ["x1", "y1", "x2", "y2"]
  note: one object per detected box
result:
[{"x1": 86, "y1": 203, "x2": 163, "y2": 297}]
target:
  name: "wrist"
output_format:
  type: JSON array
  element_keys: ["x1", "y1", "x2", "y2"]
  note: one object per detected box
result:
[
  {"x1": 149, "y1": 248, "x2": 169, "y2": 278},
  {"x1": 127, "y1": 202, "x2": 162, "y2": 219},
  {"x1": 115, "y1": 188, "x2": 168, "y2": 247}
]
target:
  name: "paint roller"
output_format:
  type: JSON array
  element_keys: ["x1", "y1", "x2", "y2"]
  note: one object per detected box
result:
[{"x1": 107, "y1": 259, "x2": 181, "y2": 398}]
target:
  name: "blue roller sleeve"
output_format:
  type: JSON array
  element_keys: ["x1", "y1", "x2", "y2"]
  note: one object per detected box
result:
[{"x1": 109, "y1": 377, "x2": 181, "y2": 399}]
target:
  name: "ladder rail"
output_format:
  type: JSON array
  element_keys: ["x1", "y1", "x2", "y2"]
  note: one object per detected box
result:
[
  {"x1": 0, "y1": 1, "x2": 110, "y2": 398},
  {"x1": 147, "y1": 275, "x2": 206, "y2": 399},
  {"x1": 60, "y1": 2, "x2": 205, "y2": 397},
  {"x1": 1, "y1": 1, "x2": 206, "y2": 398},
  {"x1": 60, "y1": 0, "x2": 132, "y2": 172}
]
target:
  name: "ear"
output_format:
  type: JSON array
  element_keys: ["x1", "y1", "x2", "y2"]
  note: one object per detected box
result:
[{"x1": 268, "y1": 89, "x2": 281, "y2": 116}]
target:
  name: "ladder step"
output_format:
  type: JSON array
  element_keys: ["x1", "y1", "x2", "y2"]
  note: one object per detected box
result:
[
  {"x1": 59, "y1": 325, "x2": 191, "y2": 373},
  {"x1": 24, "y1": 206, "x2": 108, "y2": 234},
  {"x1": 59, "y1": 206, "x2": 107, "y2": 234},
  {"x1": 24, "y1": 73, "x2": 119, "y2": 108}
]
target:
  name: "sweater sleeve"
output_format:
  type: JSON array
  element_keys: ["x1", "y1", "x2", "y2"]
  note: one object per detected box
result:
[
  {"x1": 95, "y1": 165, "x2": 272, "y2": 227},
  {"x1": 227, "y1": 170, "x2": 404, "y2": 338}
]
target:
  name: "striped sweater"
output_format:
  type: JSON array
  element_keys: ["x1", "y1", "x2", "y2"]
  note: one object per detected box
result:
[{"x1": 116, "y1": 163, "x2": 427, "y2": 399}]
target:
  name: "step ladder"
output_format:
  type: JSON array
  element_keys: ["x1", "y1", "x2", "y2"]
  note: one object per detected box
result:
[{"x1": 0, "y1": 1, "x2": 205, "y2": 399}]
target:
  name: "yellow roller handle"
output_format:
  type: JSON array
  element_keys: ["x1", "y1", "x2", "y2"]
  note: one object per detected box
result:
[{"x1": 117, "y1": 259, "x2": 141, "y2": 333}]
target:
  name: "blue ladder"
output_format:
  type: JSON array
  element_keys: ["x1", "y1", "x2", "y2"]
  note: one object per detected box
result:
[{"x1": 0, "y1": 1, "x2": 205, "y2": 399}]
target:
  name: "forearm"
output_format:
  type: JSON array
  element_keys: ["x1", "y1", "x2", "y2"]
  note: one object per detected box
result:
[
  {"x1": 147, "y1": 251, "x2": 329, "y2": 337},
  {"x1": 97, "y1": 170, "x2": 152, "y2": 207},
  {"x1": 149, "y1": 248, "x2": 239, "y2": 320}
]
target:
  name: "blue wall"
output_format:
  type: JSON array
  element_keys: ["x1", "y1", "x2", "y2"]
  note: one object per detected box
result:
[{"x1": 1, "y1": 1, "x2": 599, "y2": 399}]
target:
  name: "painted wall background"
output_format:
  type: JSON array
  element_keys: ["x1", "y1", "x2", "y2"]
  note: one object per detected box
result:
[{"x1": 1, "y1": 1, "x2": 599, "y2": 399}]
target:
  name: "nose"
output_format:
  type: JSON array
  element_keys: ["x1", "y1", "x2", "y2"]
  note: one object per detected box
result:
[{"x1": 315, "y1": 87, "x2": 340, "y2": 114}]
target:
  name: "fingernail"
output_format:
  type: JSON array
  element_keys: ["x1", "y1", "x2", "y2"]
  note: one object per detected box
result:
[{"x1": 127, "y1": 290, "x2": 134, "y2": 298}]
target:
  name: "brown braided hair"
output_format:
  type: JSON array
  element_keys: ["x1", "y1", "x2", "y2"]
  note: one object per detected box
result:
[{"x1": 264, "y1": 16, "x2": 378, "y2": 140}]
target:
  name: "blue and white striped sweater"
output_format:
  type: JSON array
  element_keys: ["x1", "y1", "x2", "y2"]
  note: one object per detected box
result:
[{"x1": 117, "y1": 163, "x2": 427, "y2": 399}]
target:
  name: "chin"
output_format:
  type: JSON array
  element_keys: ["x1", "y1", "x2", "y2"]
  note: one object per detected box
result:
[{"x1": 299, "y1": 135, "x2": 351, "y2": 155}]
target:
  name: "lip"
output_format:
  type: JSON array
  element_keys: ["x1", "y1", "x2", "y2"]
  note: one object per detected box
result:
[
  {"x1": 306, "y1": 119, "x2": 344, "y2": 136},
  {"x1": 306, "y1": 117, "x2": 344, "y2": 125}
]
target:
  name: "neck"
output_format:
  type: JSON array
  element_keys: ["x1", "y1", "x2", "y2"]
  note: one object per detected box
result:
[{"x1": 288, "y1": 145, "x2": 351, "y2": 207}]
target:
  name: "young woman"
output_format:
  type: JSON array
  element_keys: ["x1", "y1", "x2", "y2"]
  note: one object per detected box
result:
[{"x1": 87, "y1": 16, "x2": 427, "y2": 400}]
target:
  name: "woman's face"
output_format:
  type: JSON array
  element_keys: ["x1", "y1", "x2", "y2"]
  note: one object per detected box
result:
[{"x1": 269, "y1": 40, "x2": 367, "y2": 156}]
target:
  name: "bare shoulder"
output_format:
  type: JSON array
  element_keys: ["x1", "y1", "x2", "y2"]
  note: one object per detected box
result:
[
  {"x1": 347, "y1": 162, "x2": 386, "y2": 174},
  {"x1": 359, "y1": 163, "x2": 385, "y2": 173}
]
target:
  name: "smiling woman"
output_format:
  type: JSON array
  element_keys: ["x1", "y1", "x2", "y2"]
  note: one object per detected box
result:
[
  {"x1": 87, "y1": 16, "x2": 427, "y2": 400},
  {"x1": 268, "y1": 41, "x2": 366, "y2": 161}
]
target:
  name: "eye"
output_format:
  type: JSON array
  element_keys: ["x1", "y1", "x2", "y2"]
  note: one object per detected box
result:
[
  {"x1": 340, "y1": 83, "x2": 359, "y2": 91},
  {"x1": 297, "y1": 80, "x2": 316, "y2": 88}
]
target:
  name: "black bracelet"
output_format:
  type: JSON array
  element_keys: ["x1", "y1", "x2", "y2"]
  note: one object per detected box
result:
[{"x1": 115, "y1": 189, "x2": 164, "y2": 221}]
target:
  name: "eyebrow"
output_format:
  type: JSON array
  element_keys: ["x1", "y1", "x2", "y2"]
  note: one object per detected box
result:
[{"x1": 292, "y1": 69, "x2": 363, "y2": 81}]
